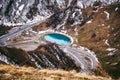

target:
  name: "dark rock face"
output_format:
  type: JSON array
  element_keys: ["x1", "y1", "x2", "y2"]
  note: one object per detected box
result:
[
  {"x1": 0, "y1": 43, "x2": 80, "y2": 71},
  {"x1": 0, "y1": 0, "x2": 119, "y2": 26}
]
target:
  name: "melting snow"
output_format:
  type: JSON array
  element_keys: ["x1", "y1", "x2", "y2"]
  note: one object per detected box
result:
[
  {"x1": 67, "y1": 0, "x2": 73, "y2": 7},
  {"x1": 105, "y1": 40, "x2": 109, "y2": 46},
  {"x1": 74, "y1": 28, "x2": 78, "y2": 36},
  {"x1": 115, "y1": 7, "x2": 118, "y2": 11},
  {"x1": 0, "y1": 5, "x2": 2, "y2": 8},
  {"x1": 16, "y1": 2, "x2": 19, "y2": 7},
  {"x1": 106, "y1": 48, "x2": 116, "y2": 52},
  {"x1": 102, "y1": 24, "x2": 104, "y2": 26},
  {"x1": 0, "y1": 52, "x2": 10, "y2": 64},
  {"x1": 19, "y1": 4, "x2": 24, "y2": 11},
  {"x1": 108, "y1": 25, "x2": 110, "y2": 28},
  {"x1": 3, "y1": 22, "x2": 24, "y2": 26},
  {"x1": 108, "y1": 52, "x2": 114, "y2": 56},
  {"x1": 77, "y1": 1, "x2": 84, "y2": 8},
  {"x1": 104, "y1": 11, "x2": 110, "y2": 20},
  {"x1": 86, "y1": 20, "x2": 92, "y2": 24},
  {"x1": 16, "y1": 11, "x2": 20, "y2": 15}
]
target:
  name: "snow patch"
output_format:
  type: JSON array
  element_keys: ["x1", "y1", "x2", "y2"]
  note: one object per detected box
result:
[
  {"x1": 104, "y1": 11, "x2": 110, "y2": 20},
  {"x1": 102, "y1": 24, "x2": 104, "y2": 26},
  {"x1": 0, "y1": 52, "x2": 10, "y2": 64},
  {"x1": 77, "y1": 1, "x2": 84, "y2": 8},
  {"x1": 0, "y1": 5, "x2": 2, "y2": 8},
  {"x1": 19, "y1": 4, "x2": 24, "y2": 11},
  {"x1": 106, "y1": 48, "x2": 116, "y2": 52},
  {"x1": 67, "y1": 0, "x2": 73, "y2": 7},
  {"x1": 16, "y1": 11, "x2": 20, "y2": 15},
  {"x1": 86, "y1": 20, "x2": 92, "y2": 24},
  {"x1": 115, "y1": 7, "x2": 118, "y2": 11},
  {"x1": 3, "y1": 14, "x2": 52, "y2": 26},
  {"x1": 74, "y1": 28, "x2": 78, "y2": 36},
  {"x1": 3, "y1": 22, "x2": 24, "y2": 26},
  {"x1": 108, "y1": 25, "x2": 110, "y2": 28},
  {"x1": 105, "y1": 40, "x2": 109, "y2": 46},
  {"x1": 108, "y1": 52, "x2": 114, "y2": 56}
]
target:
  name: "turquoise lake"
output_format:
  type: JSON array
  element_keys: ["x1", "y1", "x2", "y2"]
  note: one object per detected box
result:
[{"x1": 44, "y1": 33, "x2": 71, "y2": 46}]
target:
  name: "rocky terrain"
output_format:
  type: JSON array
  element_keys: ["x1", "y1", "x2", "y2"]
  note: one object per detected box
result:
[
  {"x1": 32, "y1": 2, "x2": 120, "y2": 79},
  {"x1": 77, "y1": 3, "x2": 120, "y2": 79},
  {"x1": 0, "y1": 0, "x2": 119, "y2": 26},
  {"x1": 0, "y1": 0, "x2": 120, "y2": 80},
  {"x1": 0, "y1": 43, "x2": 80, "y2": 71}
]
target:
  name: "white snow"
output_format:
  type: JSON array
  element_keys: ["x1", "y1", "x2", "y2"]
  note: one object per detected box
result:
[
  {"x1": 28, "y1": 54, "x2": 42, "y2": 69},
  {"x1": 0, "y1": 52, "x2": 10, "y2": 64},
  {"x1": 108, "y1": 25, "x2": 110, "y2": 28},
  {"x1": 3, "y1": 14, "x2": 52, "y2": 26},
  {"x1": 28, "y1": 13, "x2": 52, "y2": 24},
  {"x1": 86, "y1": 20, "x2": 92, "y2": 24},
  {"x1": 106, "y1": 48, "x2": 116, "y2": 52},
  {"x1": 16, "y1": 11, "x2": 20, "y2": 15},
  {"x1": 16, "y1": 2, "x2": 19, "y2": 7},
  {"x1": 3, "y1": 22, "x2": 24, "y2": 26},
  {"x1": 56, "y1": 0, "x2": 66, "y2": 8},
  {"x1": 104, "y1": 11, "x2": 110, "y2": 20},
  {"x1": 108, "y1": 52, "x2": 114, "y2": 56},
  {"x1": 77, "y1": 1, "x2": 84, "y2": 8},
  {"x1": 19, "y1": 0, "x2": 21, "y2": 2},
  {"x1": 115, "y1": 7, "x2": 118, "y2": 11},
  {"x1": 74, "y1": 28, "x2": 78, "y2": 36},
  {"x1": 102, "y1": 24, "x2": 105, "y2": 26},
  {"x1": 61, "y1": 30, "x2": 67, "y2": 33},
  {"x1": 0, "y1": 5, "x2": 2, "y2": 8},
  {"x1": 19, "y1": 4, "x2": 24, "y2": 11},
  {"x1": 26, "y1": 31, "x2": 29, "y2": 35},
  {"x1": 56, "y1": 11, "x2": 70, "y2": 30},
  {"x1": 105, "y1": 40, "x2": 109, "y2": 46},
  {"x1": 71, "y1": 22, "x2": 79, "y2": 26},
  {"x1": 72, "y1": 12, "x2": 76, "y2": 18},
  {"x1": 67, "y1": 0, "x2": 73, "y2": 7}
]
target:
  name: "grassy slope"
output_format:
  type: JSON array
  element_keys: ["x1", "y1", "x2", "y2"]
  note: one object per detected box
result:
[
  {"x1": 77, "y1": 3, "x2": 120, "y2": 79},
  {"x1": 0, "y1": 64, "x2": 110, "y2": 80}
]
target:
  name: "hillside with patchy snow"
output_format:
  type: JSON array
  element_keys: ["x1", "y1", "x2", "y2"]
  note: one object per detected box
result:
[
  {"x1": 0, "y1": 0, "x2": 119, "y2": 26},
  {"x1": 0, "y1": 0, "x2": 120, "y2": 79}
]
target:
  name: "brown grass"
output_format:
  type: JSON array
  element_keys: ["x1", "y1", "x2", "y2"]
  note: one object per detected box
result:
[
  {"x1": 77, "y1": 3, "x2": 120, "y2": 79},
  {"x1": 0, "y1": 64, "x2": 111, "y2": 80}
]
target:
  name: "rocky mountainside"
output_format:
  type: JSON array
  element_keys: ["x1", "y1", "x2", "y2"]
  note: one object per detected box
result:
[
  {"x1": 0, "y1": 0, "x2": 119, "y2": 26},
  {"x1": 32, "y1": 2, "x2": 120, "y2": 79},
  {"x1": 0, "y1": 43, "x2": 80, "y2": 71},
  {"x1": 0, "y1": 0, "x2": 120, "y2": 79},
  {"x1": 76, "y1": 3, "x2": 120, "y2": 79}
]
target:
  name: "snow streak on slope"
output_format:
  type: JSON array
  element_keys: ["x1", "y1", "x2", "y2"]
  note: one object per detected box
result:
[{"x1": 0, "y1": 0, "x2": 119, "y2": 26}]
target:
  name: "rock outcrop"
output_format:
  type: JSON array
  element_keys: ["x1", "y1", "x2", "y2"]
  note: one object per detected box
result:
[
  {"x1": 0, "y1": 0, "x2": 119, "y2": 26},
  {"x1": 0, "y1": 43, "x2": 80, "y2": 71}
]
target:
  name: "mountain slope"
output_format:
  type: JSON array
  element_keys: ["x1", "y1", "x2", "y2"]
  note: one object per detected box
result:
[
  {"x1": 76, "y1": 3, "x2": 120, "y2": 79},
  {"x1": 0, "y1": 64, "x2": 111, "y2": 80},
  {"x1": 0, "y1": 43, "x2": 80, "y2": 71},
  {"x1": 0, "y1": 0, "x2": 119, "y2": 25},
  {"x1": 0, "y1": 1, "x2": 120, "y2": 80}
]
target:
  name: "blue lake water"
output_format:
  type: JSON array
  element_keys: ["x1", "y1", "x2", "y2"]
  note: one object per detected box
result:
[{"x1": 44, "y1": 33, "x2": 71, "y2": 46}]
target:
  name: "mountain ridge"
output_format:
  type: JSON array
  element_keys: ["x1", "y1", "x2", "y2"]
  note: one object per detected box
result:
[{"x1": 0, "y1": 0, "x2": 119, "y2": 26}]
